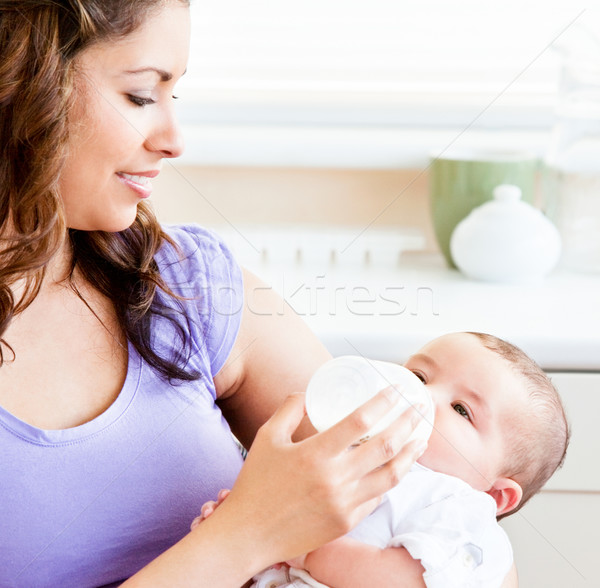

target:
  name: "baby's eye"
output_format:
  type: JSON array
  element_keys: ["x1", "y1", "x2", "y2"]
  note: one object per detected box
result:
[
  {"x1": 453, "y1": 403, "x2": 470, "y2": 420},
  {"x1": 411, "y1": 370, "x2": 426, "y2": 384}
]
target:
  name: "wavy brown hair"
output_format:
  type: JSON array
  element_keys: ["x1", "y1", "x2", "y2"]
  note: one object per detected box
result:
[{"x1": 0, "y1": 0, "x2": 196, "y2": 381}]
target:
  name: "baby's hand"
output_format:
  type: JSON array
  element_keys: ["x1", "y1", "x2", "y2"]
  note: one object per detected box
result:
[
  {"x1": 192, "y1": 489, "x2": 293, "y2": 571},
  {"x1": 190, "y1": 488, "x2": 230, "y2": 531}
]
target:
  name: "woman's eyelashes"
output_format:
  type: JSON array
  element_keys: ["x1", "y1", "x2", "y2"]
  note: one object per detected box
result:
[
  {"x1": 410, "y1": 369, "x2": 427, "y2": 384},
  {"x1": 127, "y1": 94, "x2": 180, "y2": 107},
  {"x1": 127, "y1": 94, "x2": 156, "y2": 107}
]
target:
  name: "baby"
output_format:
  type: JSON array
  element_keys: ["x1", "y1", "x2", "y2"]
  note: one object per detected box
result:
[{"x1": 197, "y1": 332, "x2": 570, "y2": 588}]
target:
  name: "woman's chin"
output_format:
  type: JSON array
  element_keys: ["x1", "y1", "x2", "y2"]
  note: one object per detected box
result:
[{"x1": 67, "y1": 210, "x2": 140, "y2": 233}]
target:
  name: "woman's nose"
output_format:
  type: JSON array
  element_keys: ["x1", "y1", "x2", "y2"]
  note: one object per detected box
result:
[{"x1": 145, "y1": 109, "x2": 184, "y2": 158}]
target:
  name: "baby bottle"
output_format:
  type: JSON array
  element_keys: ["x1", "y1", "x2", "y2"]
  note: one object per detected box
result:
[{"x1": 305, "y1": 356, "x2": 435, "y2": 443}]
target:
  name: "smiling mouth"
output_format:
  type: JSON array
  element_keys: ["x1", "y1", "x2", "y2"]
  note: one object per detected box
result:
[
  {"x1": 118, "y1": 172, "x2": 153, "y2": 186},
  {"x1": 116, "y1": 172, "x2": 157, "y2": 198}
]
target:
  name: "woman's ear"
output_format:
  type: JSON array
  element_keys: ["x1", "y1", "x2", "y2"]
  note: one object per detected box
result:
[{"x1": 487, "y1": 477, "x2": 523, "y2": 517}]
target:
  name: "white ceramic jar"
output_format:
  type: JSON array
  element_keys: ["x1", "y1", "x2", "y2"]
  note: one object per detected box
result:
[
  {"x1": 305, "y1": 356, "x2": 435, "y2": 443},
  {"x1": 450, "y1": 184, "x2": 562, "y2": 283}
]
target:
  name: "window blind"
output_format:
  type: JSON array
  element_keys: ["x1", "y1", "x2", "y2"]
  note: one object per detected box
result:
[{"x1": 175, "y1": 1, "x2": 600, "y2": 165}]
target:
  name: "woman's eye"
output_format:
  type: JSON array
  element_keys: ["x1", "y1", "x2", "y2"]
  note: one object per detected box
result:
[
  {"x1": 127, "y1": 94, "x2": 156, "y2": 107},
  {"x1": 453, "y1": 403, "x2": 470, "y2": 420}
]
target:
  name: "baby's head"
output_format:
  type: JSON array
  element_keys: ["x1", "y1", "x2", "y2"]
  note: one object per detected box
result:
[{"x1": 404, "y1": 332, "x2": 569, "y2": 519}]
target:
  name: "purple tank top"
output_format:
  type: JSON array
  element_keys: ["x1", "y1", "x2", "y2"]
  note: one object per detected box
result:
[{"x1": 0, "y1": 225, "x2": 245, "y2": 587}]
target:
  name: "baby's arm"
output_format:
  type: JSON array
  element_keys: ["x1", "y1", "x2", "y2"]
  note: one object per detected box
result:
[{"x1": 302, "y1": 536, "x2": 426, "y2": 588}]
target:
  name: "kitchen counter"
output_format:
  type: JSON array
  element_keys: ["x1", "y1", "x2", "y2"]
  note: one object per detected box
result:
[{"x1": 247, "y1": 251, "x2": 600, "y2": 371}]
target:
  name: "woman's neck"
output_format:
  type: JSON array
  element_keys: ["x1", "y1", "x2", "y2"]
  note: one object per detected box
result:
[{"x1": 7, "y1": 236, "x2": 72, "y2": 302}]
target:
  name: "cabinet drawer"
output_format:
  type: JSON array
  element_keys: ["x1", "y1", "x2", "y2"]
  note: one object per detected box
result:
[
  {"x1": 500, "y1": 373, "x2": 599, "y2": 587},
  {"x1": 501, "y1": 491, "x2": 600, "y2": 587}
]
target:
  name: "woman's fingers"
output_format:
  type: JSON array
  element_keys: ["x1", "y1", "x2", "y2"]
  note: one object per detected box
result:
[
  {"x1": 351, "y1": 437, "x2": 427, "y2": 511},
  {"x1": 324, "y1": 403, "x2": 427, "y2": 523},
  {"x1": 260, "y1": 393, "x2": 307, "y2": 442},
  {"x1": 344, "y1": 403, "x2": 426, "y2": 479},
  {"x1": 215, "y1": 390, "x2": 427, "y2": 562},
  {"x1": 315, "y1": 384, "x2": 419, "y2": 455}
]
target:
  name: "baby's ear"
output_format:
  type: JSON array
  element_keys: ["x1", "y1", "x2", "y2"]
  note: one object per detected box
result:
[{"x1": 487, "y1": 477, "x2": 523, "y2": 517}]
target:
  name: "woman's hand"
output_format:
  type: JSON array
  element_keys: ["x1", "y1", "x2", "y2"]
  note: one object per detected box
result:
[
  {"x1": 125, "y1": 387, "x2": 424, "y2": 586},
  {"x1": 221, "y1": 388, "x2": 426, "y2": 566}
]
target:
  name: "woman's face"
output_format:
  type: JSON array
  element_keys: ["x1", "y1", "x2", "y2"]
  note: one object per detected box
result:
[{"x1": 59, "y1": 1, "x2": 190, "y2": 231}]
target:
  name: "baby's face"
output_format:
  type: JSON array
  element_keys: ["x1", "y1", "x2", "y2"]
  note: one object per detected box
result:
[{"x1": 404, "y1": 333, "x2": 528, "y2": 493}]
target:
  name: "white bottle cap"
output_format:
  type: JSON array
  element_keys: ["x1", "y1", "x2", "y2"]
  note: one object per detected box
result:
[{"x1": 306, "y1": 356, "x2": 435, "y2": 442}]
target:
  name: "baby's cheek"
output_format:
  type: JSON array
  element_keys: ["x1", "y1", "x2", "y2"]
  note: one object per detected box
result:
[
  {"x1": 415, "y1": 430, "x2": 451, "y2": 473},
  {"x1": 415, "y1": 438, "x2": 436, "y2": 469}
]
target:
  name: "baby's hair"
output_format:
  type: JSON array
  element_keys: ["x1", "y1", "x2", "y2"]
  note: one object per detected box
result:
[{"x1": 467, "y1": 332, "x2": 570, "y2": 518}]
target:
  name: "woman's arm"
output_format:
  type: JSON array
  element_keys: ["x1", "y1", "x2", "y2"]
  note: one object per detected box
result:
[
  {"x1": 123, "y1": 267, "x2": 509, "y2": 586},
  {"x1": 215, "y1": 268, "x2": 332, "y2": 446},
  {"x1": 123, "y1": 393, "x2": 425, "y2": 586},
  {"x1": 124, "y1": 269, "x2": 426, "y2": 585},
  {"x1": 301, "y1": 536, "x2": 426, "y2": 588}
]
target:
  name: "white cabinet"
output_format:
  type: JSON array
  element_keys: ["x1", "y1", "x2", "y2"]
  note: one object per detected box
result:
[{"x1": 500, "y1": 372, "x2": 600, "y2": 588}]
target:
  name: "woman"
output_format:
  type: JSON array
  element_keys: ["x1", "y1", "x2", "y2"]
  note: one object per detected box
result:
[{"x1": 0, "y1": 1, "x2": 518, "y2": 586}]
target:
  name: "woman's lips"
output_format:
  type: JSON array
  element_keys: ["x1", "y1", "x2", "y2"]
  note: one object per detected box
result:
[{"x1": 117, "y1": 171, "x2": 159, "y2": 198}]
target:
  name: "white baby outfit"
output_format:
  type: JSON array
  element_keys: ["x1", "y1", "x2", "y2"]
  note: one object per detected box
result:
[{"x1": 251, "y1": 463, "x2": 513, "y2": 588}]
